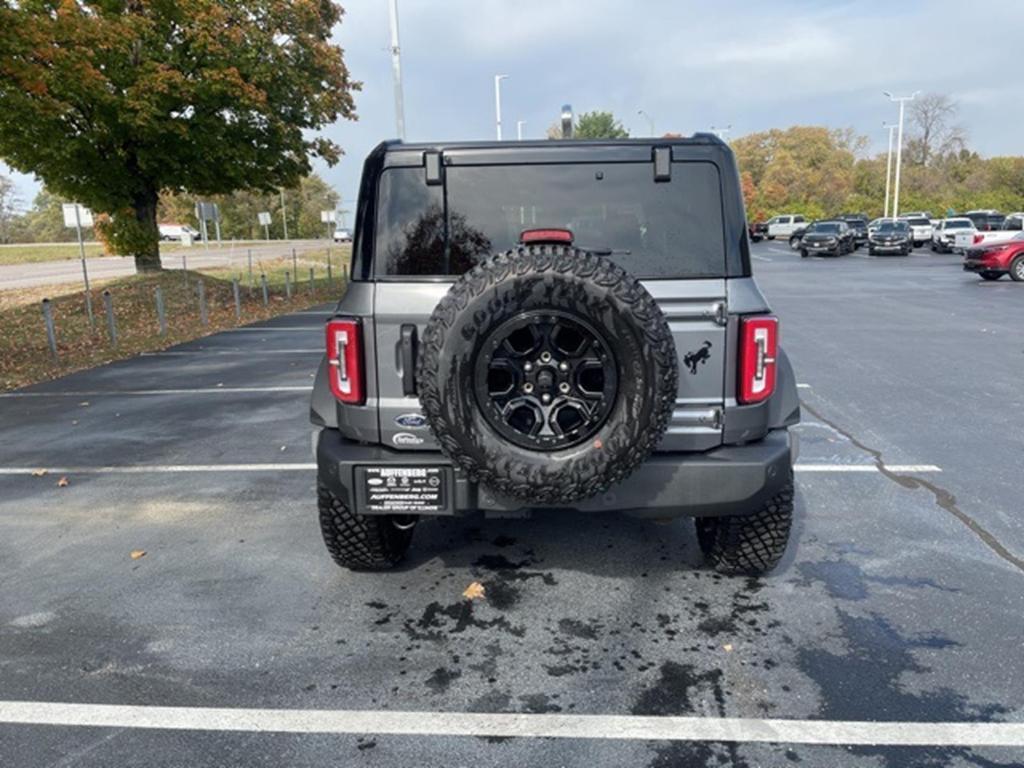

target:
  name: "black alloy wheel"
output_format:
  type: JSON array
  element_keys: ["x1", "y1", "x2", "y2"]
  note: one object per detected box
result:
[{"x1": 474, "y1": 312, "x2": 617, "y2": 452}]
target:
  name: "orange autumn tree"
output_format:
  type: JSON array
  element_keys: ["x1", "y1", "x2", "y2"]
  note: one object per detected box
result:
[{"x1": 0, "y1": 0, "x2": 358, "y2": 270}]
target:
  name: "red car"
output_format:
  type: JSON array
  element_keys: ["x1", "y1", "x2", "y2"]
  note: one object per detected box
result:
[{"x1": 963, "y1": 234, "x2": 1024, "y2": 281}]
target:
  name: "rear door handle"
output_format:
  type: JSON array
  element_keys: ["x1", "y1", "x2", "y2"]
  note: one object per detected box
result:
[{"x1": 400, "y1": 324, "x2": 418, "y2": 396}]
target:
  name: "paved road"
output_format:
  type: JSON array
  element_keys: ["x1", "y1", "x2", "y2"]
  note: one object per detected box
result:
[
  {"x1": 0, "y1": 240, "x2": 337, "y2": 290},
  {"x1": 0, "y1": 243, "x2": 1022, "y2": 767}
]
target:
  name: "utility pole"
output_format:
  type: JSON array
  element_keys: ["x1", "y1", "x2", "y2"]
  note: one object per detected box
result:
[
  {"x1": 883, "y1": 123, "x2": 897, "y2": 219},
  {"x1": 280, "y1": 189, "x2": 288, "y2": 240},
  {"x1": 710, "y1": 124, "x2": 732, "y2": 140},
  {"x1": 387, "y1": 0, "x2": 406, "y2": 140},
  {"x1": 494, "y1": 74, "x2": 508, "y2": 140},
  {"x1": 637, "y1": 109, "x2": 654, "y2": 136},
  {"x1": 884, "y1": 91, "x2": 919, "y2": 219},
  {"x1": 516, "y1": 120, "x2": 526, "y2": 140}
]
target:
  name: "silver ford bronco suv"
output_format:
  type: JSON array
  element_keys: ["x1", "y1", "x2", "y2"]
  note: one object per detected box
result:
[{"x1": 310, "y1": 136, "x2": 800, "y2": 575}]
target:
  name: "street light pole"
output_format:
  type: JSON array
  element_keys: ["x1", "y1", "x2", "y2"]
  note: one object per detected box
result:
[
  {"x1": 882, "y1": 123, "x2": 897, "y2": 219},
  {"x1": 516, "y1": 120, "x2": 526, "y2": 140},
  {"x1": 387, "y1": 0, "x2": 406, "y2": 140},
  {"x1": 884, "y1": 91, "x2": 919, "y2": 219},
  {"x1": 494, "y1": 74, "x2": 508, "y2": 140},
  {"x1": 637, "y1": 109, "x2": 654, "y2": 136}
]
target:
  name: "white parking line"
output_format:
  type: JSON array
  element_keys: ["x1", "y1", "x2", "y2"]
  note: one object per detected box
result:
[
  {"x1": 0, "y1": 386, "x2": 311, "y2": 398},
  {"x1": 795, "y1": 464, "x2": 941, "y2": 473},
  {"x1": 797, "y1": 383, "x2": 811, "y2": 389},
  {"x1": 0, "y1": 463, "x2": 939, "y2": 475},
  {"x1": 140, "y1": 350, "x2": 323, "y2": 356},
  {"x1": 750, "y1": 255, "x2": 772, "y2": 262},
  {"x1": 0, "y1": 701, "x2": 1020, "y2": 747}
]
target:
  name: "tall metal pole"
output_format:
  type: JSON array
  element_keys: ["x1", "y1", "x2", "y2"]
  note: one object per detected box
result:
[
  {"x1": 387, "y1": 0, "x2": 406, "y2": 140},
  {"x1": 637, "y1": 110, "x2": 654, "y2": 136},
  {"x1": 883, "y1": 124, "x2": 896, "y2": 219},
  {"x1": 885, "y1": 91, "x2": 919, "y2": 220},
  {"x1": 494, "y1": 74, "x2": 508, "y2": 140},
  {"x1": 280, "y1": 189, "x2": 289, "y2": 240},
  {"x1": 516, "y1": 120, "x2": 526, "y2": 140}
]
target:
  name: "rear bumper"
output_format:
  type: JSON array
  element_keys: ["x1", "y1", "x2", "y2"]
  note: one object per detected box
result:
[{"x1": 316, "y1": 428, "x2": 796, "y2": 519}]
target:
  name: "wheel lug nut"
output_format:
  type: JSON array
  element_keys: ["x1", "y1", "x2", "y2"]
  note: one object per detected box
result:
[
  {"x1": 540, "y1": 351, "x2": 552, "y2": 363},
  {"x1": 559, "y1": 382, "x2": 570, "y2": 393},
  {"x1": 523, "y1": 383, "x2": 534, "y2": 393},
  {"x1": 559, "y1": 361, "x2": 569, "y2": 372}
]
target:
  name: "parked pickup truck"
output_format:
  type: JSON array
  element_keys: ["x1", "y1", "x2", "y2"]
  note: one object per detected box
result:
[{"x1": 969, "y1": 213, "x2": 1024, "y2": 248}]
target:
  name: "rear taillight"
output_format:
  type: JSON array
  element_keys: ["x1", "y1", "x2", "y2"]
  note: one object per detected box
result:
[
  {"x1": 326, "y1": 318, "x2": 364, "y2": 404},
  {"x1": 739, "y1": 316, "x2": 778, "y2": 405}
]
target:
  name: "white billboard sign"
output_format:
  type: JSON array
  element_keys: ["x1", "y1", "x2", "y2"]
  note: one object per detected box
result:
[
  {"x1": 320, "y1": 210, "x2": 337, "y2": 223},
  {"x1": 257, "y1": 211, "x2": 272, "y2": 226}
]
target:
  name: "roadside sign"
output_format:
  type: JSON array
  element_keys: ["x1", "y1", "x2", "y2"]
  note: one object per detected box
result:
[
  {"x1": 62, "y1": 203, "x2": 93, "y2": 229},
  {"x1": 257, "y1": 212, "x2": 272, "y2": 226},
  {"x1": 196, "y1": 202, "x2": 219, "y2": 221},
  {"x1": 61, "y1": 203, "x2": 95, "y2": 327},
  {"x1": 320, "y1": 210, "x2": 337, "y2": 223}
]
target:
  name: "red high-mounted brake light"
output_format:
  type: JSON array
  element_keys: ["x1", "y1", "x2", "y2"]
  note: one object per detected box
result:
[
  {"x1": 326, "y1": 318, "x2": 364, "y2": 404},
  {"x1": 738, "y1": 316, "x2": 779, "y2": 405},
  {"x1": 520, "y1": 228, "x2": 574, "y2": 244}
]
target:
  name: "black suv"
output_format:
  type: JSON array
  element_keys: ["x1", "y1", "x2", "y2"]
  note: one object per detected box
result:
[
  {"x1": 797, "y1": 220, "x2": 855, "y2": 257},
  {"x1": 310, "y1": 137, "x2": 800, "y2": 576},
  {"x1": 836, "y1": 215, "x2": 868, "y2": 247}
]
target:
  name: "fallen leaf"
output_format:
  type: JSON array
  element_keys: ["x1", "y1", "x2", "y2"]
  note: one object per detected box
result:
[
  {"x1": 31, "y1": 468, "x2": 48, "y2": 477},
  {"x1": 723, "y1": 643, "x2": 733, "y2": 653},
  {"x1": 462, "y1": 581, "x2": 486, "y2": 601},
  {"x1": 56, "y1": 476, "x2": 69, "y2": 487},
  {"x1": 130, "y1": 550, "x2": 146, "y2": 560},
  {"x1": 78, "y1": 401, "x2": 89, "y2": 407}
]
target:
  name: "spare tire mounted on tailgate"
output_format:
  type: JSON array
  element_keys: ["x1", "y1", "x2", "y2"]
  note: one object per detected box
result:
[{"x1": 417, "y1": 244, "x2": 677, "y2": 504}]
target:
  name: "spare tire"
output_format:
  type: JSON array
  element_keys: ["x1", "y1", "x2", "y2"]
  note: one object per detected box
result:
[{"x1": 417, "y1": 244, "x2": 677, "y2": 504}]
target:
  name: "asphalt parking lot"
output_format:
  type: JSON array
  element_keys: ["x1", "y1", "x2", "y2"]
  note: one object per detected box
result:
[{"x1": 1, "y1": 241, "x2": 1022, "y2": 767}]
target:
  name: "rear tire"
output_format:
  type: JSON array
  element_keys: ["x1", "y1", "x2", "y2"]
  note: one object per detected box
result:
[
  {"x1": 696, "y1": 482, "x2": 794, "y2": 576},
  {"x1": 318, "y1": 480, "x2": 415, "y2": 570},
  {"x1": 1011, "y1": 257, "x2": 1024, "y2": 282}
]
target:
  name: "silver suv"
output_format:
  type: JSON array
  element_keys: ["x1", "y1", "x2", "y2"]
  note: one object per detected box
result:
[{"x1": 310, "y1": 137, "x2": 800, "y2": 575}]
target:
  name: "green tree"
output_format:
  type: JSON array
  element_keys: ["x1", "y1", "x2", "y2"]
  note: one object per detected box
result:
[
  {"x1": 0, "y1": 172, "x2": 17, "y2": 243},
  {"x1": 574, "y1": 111, "x2": 629, "y2": 139},
  {"x1": 0, "y1": 0, "x2": 358, "y2": 270}
]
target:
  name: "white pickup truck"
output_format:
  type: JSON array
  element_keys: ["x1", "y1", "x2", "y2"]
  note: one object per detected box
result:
[
  {"x1": 970, "y1": 213, "x2": 1024, "y2": 247},
  {"x1": 765, "y1": 214, "x2": 808, "y2": 239},
  {"x1": 931, "y1": 218, "x2": 976, "y2": 253}
]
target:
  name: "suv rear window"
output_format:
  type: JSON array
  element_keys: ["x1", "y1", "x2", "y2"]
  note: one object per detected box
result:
[{"x1": 375, "y1": 162, "x2": 726, "y2": 279}]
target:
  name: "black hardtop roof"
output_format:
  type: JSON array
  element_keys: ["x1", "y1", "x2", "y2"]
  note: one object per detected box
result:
[{"x1": 376, "y1": 133, "x2": 726, "y2": 153}]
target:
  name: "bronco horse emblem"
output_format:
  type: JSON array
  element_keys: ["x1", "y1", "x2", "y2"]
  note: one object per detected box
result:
[{"x1": 683, "y1": 340, "x2": 712, "y2": 375}]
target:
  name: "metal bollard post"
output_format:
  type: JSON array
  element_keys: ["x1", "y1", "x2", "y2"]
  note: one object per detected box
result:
[
  {"x1": 291, "y1": 247, "x2": 297, "y2": 277},
  {"x1": 155, "y1": 286, "x2": 167, "y2": 336},
  {"x1": 261, "y1": 273, "x2": 269, "y2": 307},
  {"x1": 41, "y1": 299, "x2": 59, "y2": 363},
  {"x1": 232, "y1": 278, "x2": 241, "y2": 321},
  {"x1": 197, "y1": 280, "x2": 208, "y2": 325},
  {"x1": 326, "y1": 253, "x2": 333, "y2": 285},
  {"x1": 103, "y1": 290, "x2": 117, "y2": 347},
  {"x1": 247, "y1": 249, "x2": 254, "y2": 288},
  {"x1": 308, "y1": 267, "x2": 315, "y2": 296},
  {"x1": 285, "y1": 271, "x2": 292, "y2": 299}
]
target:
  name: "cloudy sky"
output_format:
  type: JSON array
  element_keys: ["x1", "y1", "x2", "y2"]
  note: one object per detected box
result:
[{"x1": 4, "y1": 0, "x2": 1023, "y2": 212}]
